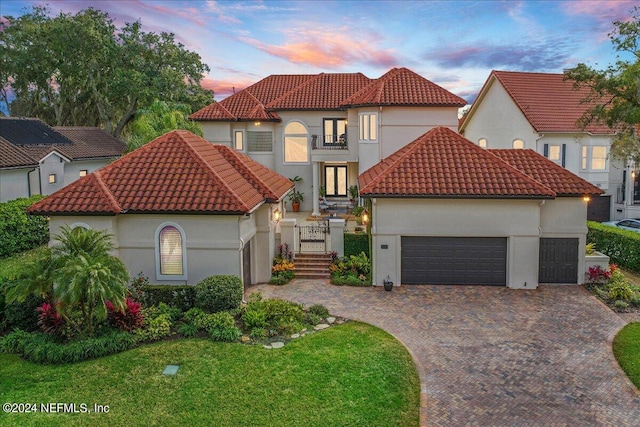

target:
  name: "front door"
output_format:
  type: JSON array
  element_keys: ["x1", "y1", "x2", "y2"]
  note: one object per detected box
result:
[{"x1": 325, "y1": 165, "x2": 347, "y2": 197}]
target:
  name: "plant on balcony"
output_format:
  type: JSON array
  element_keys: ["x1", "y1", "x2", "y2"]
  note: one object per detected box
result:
[
  {"x1": 348, "y1": 185, "x2": 359, "y2": 202},
  {"x1": 288, "y1": 176, "x2": 304, "y2": 212}
]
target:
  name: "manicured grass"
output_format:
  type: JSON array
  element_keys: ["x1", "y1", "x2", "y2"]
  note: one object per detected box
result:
[
  {"x1": 0, "y1": 245, "x2": 47, "y2": 281},
  {"x1": 0, "y1": 322, "x2": 420, "y2": 426},
  {"x1": 613, "y1": 322, "x2": 640, "y2": 388}
]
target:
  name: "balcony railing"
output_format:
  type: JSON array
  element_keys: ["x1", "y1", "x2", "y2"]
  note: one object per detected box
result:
[{"x1": 312, "y1": 134, "x2": 348, "y2": 150}]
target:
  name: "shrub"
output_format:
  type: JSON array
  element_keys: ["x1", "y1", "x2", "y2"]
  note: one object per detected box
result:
[
  {"x1": 242, "y1": 306, "x2": 268, "y2": 329},
  {"x1": 3, "y1": 294, "x2": 43, "y2": 332},
  {"x1": 209, "y1": 325, "x2": 241, "y2": 342},
  {"x1": 331, "y1": 275, "x2": 372, "y2": 287},
  {"x1": 249, "y1": 327, "x2": 268, "y2": 340},
  {"x1": 134, "y1": 312, "x2": 173, "y2": 342},
  {"x1": 183, "y1": 307, "x2": 205, "y2": 324},
  {"x1": 608, "y1": 282, "x2": 635, "y2": 302},
  {"x1": 0, "y1": 196, "x2": 49, "y2": 258},
  {"x1": 344, "y1": 233, "x2": 369, "y2": 257},
  {"x1": 137, "y1": 283, "x2": 196, "y2": 312},
  {"x1": 308, "y1": 304, "x2": 329, "y2": 318},
  {"x1": 303, "y1": 312, "x2": 322, "y2": 326},
  {"x1": 106, "y1": 298, "x2": 144, "y2": 332},
  {"x1": 1, "y1": 328, "x2": 32, "y2": 353},
  {"x1": 614, "y1": 300, "x2": 630, "y2": 310},
  {"x1": 588, "y1": 221, "x2": 640, "y2": 273},
  {"x1": 330, "y1": 252, "x2": 371, "y2": 286},
  {"x1": 195, "y1": 275, "x2": 243, "y2": 313},
  {"x1": 178, "y1": 322, "x2": 199, "y2": 338},
  {"x1": 36, "y1": 302, "x2": 65, "y2": 335},
  {"x1": 268, "y1": 275, "x2": 292, "y2": 285},
  {"x1": 262, "y1": 298, "x2": 304, "y2": 329},
  {"x1": 242, "y1": 294, "x2": 304, "y2": 336}
]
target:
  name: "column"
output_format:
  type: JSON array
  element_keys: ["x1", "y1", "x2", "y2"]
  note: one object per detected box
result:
[{"x1": 312, "y1": 161, "x2": 320, "y2": 216}]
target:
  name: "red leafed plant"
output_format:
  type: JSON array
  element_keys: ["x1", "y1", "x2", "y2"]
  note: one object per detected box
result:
[
  {"x1": 587, "y1": 265, "x2": 613, "y2": 284},
  {"x1": 36, "y1": 302, "x2": 65, "y2": 335},
  {"x1": 106, "y1": 298, "x2": 143, "y2": 332}
]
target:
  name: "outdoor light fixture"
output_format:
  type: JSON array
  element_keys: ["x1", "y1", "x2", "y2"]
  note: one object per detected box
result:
[
  {"x1": 254, "y1": 121, "x2": 261, "y2": 126},
  {"x1": 273, "y1": 207, "x2": 281, "y2": 222},
  {"x1": 361, "y1": 209, "x2": 369, "y2": 225},
  {"x1": 583, "y1": 196, "x2": 591, "y2": 202}
]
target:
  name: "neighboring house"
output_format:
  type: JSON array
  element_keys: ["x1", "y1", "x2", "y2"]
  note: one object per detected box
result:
[
  {"x1": 459, "y1": 71, "x2": 621, "y2": 222},
  {"x1": 0, "y1": 117, "x2": 126, "y2": 202},
  {"x1": 28, "y1": 130, "x2": 293, "y2": 288},
  {"x1": 360, "y1": 127, "x2": 603, "y2": 288},
  {"x1": 190, "y1": 67, "x2": 467, "y2": 215}
]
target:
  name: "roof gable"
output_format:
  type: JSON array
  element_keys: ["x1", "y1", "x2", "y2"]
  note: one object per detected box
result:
[
  {"x1": 358, "y1": 127, "x2": 555, "y2": 199},
  {"x1": 489, "y1": 149, "x2": 604, "y2": 196},
  {"x1": 0, "y1": 137, "x2": 38, "y2": 169},
  {"x1": 462, "y1": 71, "x2": 613, "y2": 134},
  {"x1": 29, "y1": 130, "x2": 293, "y2": 216},
  {"x1": 342, "y1": 67, "x2": 467, "y2": 108}
]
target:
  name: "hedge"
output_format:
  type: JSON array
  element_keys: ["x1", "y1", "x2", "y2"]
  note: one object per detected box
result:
[
  {"x1": 0, "y1": 196, "x2": 49, "y2": 258},
  {"x1": 139, "y1": 285, "x2": 196, "y2": 312},
  {"x1": 344, "y1": 233, "x2": 369, "y2": 258},
  {"x1": 587, "y1": 221, "x2": 640, "y2": 273}
]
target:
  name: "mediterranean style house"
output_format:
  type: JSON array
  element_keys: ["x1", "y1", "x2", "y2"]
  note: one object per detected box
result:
[
  {"x1": 189, "y1": 67, "x2": 467, "y2": 215},
  {"x1": 459, "y1": 71, "x2": 623, "y2": 222},
  {"x1": 0, "y1": 117, "x2": 126, "y2": 202}
]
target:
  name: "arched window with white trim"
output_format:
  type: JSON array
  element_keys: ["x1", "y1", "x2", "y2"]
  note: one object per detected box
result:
[
  {"x1": 155, "y1": 223, "x2": 187, "y2": 280},
  {"x1": 284, "y1": 121, "x2": 309, "y2": 163}
]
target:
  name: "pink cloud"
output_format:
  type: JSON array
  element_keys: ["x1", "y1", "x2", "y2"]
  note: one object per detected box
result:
[
  {"x1": 238, "y1": 28, "x2": 397, "y2": 69},
  {"x1": 201, "y1": 76, "x2": 256, "y2": 100},
  {"x1": 561, "y1": 0, "x2": 636, "y2": 41}
]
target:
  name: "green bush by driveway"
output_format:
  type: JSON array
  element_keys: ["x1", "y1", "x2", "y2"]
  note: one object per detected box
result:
[
  {"x1": 587, "y1": 221, "x2": 640, "y2": 273},
  {"x1": 0, "y1": 196, "x2": 48, "y2": 258}
]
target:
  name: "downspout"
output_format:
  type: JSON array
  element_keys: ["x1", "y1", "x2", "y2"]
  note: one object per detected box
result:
[
  {"x1": 26, "y1": 167, "x2": 37, "y2": 197},
  {"x1": 538, "y1": 200, "x2": 546, "y2": 236}
]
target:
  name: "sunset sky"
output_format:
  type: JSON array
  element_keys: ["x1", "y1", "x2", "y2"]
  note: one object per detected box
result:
[{"x1": 1, "y1": 0, "x2": 637, "y2": 104}]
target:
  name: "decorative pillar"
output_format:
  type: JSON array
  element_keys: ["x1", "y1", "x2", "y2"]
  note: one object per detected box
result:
[
  {"x1": 279, "y1": 218, "x2": 297, "y2": 257},
  {"x1": 329, "y1": 218, "x2": 345, "y2": 257},
  {"x1": 312, "y1": 161, "x2": 320, "y2": 216}
]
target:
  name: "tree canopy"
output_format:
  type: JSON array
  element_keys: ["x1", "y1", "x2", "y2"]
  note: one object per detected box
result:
[
  {"x1": 0, "y1": 6, "x2": 214, "y2": 138},
  {"x1": 565, "y1": 7, "x2": 640, "y2": 162}
]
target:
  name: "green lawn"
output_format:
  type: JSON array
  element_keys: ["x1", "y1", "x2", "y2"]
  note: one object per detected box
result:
[
  {"x1": 0, "y1": 322, "x2": 420, "y2": 427},
  {"x1": 613, "y1": 322, "x2": 640, "y2": 388},
  {"x1": 0, "y1": 246, "x2": 47, "y2": 281}
]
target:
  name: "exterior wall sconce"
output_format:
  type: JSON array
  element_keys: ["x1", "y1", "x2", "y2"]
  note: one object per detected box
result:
[
  {"x1": 583, "y1": 196, "x2": 591, "y2": 202},
  {"x1": 273, "y1": 207, "x2": 281, "y2": 222},
  {"x1": 254, "y1": 121, "x2": 261, "y2": 126},
  {"x1": 361, "y1": 209, "x2": 369, "y2": 225}
]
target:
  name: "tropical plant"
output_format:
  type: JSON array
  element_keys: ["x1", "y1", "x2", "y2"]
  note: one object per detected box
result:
[
  {"x1": 105, "y1": 298, "x2": 144, "y2": 332},
  {"x1": 348, "y1": 185, "x2": 359, "y2": 201},
  {"x1": 50, "y1": 226, "x2": 129, "y2": 336},
  {"x1": 4, "y1": 247, "x2": 54, "y2": 304},
  {"x1": 288, "y1": 176, "x2": 304, "y2": 204}
]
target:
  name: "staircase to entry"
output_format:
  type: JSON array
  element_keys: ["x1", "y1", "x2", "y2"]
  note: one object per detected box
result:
[{"x1": 294, "y1": 253, "x2": 333, "y2": 279}]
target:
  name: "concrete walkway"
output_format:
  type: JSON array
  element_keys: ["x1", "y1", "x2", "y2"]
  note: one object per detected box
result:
[{"x1": 249, "y1": 281, "x2": 640, "y2": 426}]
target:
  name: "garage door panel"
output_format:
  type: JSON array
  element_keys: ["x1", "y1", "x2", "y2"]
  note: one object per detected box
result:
[
  {"x1": 539, "y1": 238, "x2": 578, "y2": 283},
  {"x1": 401, "y1": 237, "x2": 507, "y2": 285}
]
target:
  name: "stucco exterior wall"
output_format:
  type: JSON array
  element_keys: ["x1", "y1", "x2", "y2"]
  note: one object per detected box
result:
[
  {"x1": 370, "y1": 198, "x2": 543, "y2": 289},
  {"x1": 64, "y1": 159, "x2": 112, "y2": 186},
  {"x1": 0, "y1": 168, "x2": 32, "y2": 202},
  {"x1": 39, "y1": 153, "x2": 67, "y2": 195}
]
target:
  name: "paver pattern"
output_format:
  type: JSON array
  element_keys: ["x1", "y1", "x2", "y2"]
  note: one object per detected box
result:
[{"x1": 249, "y1": 281, "x2": 640, "y2": 427}]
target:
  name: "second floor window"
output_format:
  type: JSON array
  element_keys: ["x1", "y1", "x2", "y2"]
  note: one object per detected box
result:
[
  {"x1": 284, "y1": 121, "x2": 309, "y2": 163},
  {"x1": 582, "y1": 146, "x2": 608, "y2": 171},
  {"x1": 234, "y1": 130, "x2": 244, "y2": 151},
  {"x1": 323, "y1": 118, "x2": 347, "y2": 145},
  {"x1": 513, "y1": 139, "x2": 524, "y2": 149},
  {"x1": 247, "y1": 131, "x2": 273, "y2": 153},
  {"x1": 359, "y1": 113, "x2": 377, "y2": 142}
]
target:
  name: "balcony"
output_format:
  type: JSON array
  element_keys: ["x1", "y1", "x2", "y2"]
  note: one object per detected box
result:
[{"x1": 312, "y1": 134, "x2": 348, "y2": 150}]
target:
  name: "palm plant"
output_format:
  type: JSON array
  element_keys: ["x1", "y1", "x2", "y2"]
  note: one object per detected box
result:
[
  {"x1": 5, "y1": 247, "x2": 54, "y2": 304},
  {"x1": 51, "y1": 226, "x2": 129, "y2": 335}
]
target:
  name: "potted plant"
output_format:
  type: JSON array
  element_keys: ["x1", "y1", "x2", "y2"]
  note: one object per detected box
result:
[
  {"x1": 348, "y1": 185, "x2": 359, "y2": 203},
  {"x1": 288, "y1": 176, "x2": 303, "y2": 212},
  {"x1": 319, "y1": 186, "x2": 326, "y2": 200},
  {"x1": 352, "y1": 205, "x2": 365, "y2": 224}
]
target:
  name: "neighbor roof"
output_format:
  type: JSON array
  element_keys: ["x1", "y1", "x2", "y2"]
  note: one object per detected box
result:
[
  {"x1": 489, "y1": 149, "x2": 604, "y2": 196},
  {"x1": 28, "y1": 130, "x2": 293, "y2": 216},
  {"x1": 460, "y1": 71, "x2": 613, "y2": 134},
  {"x1": 190, "y1": 67, "x2": 465, "y2": 122},
  {"x1": 0, "y1": 118, "x2": 126, "y2": 161},
  {"x1": 0, "y1": 137, "x2": 38, "y2": 169},
  {"x1": 358, "y1": 127, "x2": 556, "y2": 199}
]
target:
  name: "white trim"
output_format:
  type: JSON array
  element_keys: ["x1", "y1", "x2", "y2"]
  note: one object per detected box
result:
[
  {"x1": 283, "y1": 120, "x2": 310, "y2": 164},
  {"x1": 233, "y1": 129, "x2": 245, "y2": 152},
  {"x1": 154, "y1": 222, "x2": 188, "y2": 281},
  {"x1": 358, "y1": 112, "x2": 378, "y2": 143},
  {"x1": 38, "y1": 150, "x2": 71, "y2": 164}
]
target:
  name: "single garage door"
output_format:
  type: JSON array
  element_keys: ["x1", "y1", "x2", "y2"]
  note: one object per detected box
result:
[
  {"x1": 401, "y1": 237, "x2": 507, "y2": 285},
  {"x1": 539, "y1": 238, "x2": 578, "y2": 283}
]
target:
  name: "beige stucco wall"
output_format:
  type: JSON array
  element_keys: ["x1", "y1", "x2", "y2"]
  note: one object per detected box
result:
[
  {"x1": 39, "y1": 153, "x2": 67, "y2": 195},
  {"x1": 371, "y1": 198, "x2": 543, "y2": 289},
  {"x1": 46, "y1": 207, "x2": 279, "y2": 286},
  {"x1": 64, "y1": 159, "x2": 112, "y2": 186},
  {"x1": 0, "y1": 168, "x2": 33, "y2": 202}
]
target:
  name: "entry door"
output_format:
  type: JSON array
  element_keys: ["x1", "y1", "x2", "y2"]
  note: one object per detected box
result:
[
  {"x1": 325, "y1": 165, "x2": 347, "y2": 197},
  {"x1": 539, "y1": 238, "x2": 578, "y2": 283}
]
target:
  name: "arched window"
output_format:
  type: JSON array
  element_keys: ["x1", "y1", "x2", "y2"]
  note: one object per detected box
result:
[
  {"x1": 478, "y1": 138, "x2": 487, "y2": 148},
  {"x1": 513, "y1": 139, "x2": 524, "y2": 149},
  {"x1": 284, "y1": 121, "x2": 309, "y2": 163},
  {"x1": 155, "y1": 223, "x2": 187, "y2": 280}
]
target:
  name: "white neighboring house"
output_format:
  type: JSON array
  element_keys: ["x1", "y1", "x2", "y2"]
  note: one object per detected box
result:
[
  {"x1": 0, "y1": 117, "x2": 126, "y2": 202},
  {"x1": 459, "y1": 71, "x2": 623, "y2": 222},
  {"x1": 190, "y1": 67, "x2": 467, "y2": 216}
]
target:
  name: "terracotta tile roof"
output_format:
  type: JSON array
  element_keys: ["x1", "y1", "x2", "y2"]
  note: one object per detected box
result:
[
  {"x1": 0, "y1": 137, "x2": 38, "y2": 169},
  {"x1": 190, "y1": 68, "x2": 466, "y2": 121},
  {"x1": 266, "y1": 73, "x2": 370, "y2": 110},
  {"x1": 462, "y1": 71, "x2": 613, "y2": 134},
  {"x1": 489, "y1": 149, "x2": 604, "y2": 196},
  {"x1": 358, "y1": 127, "x2": 556, "y2": 198},
  {"x1": 342, "y1": 67, "x2": 467, "y2": 108},
  {"x1": 29, "y1": 130, "x2": 293, "y2": 216}
]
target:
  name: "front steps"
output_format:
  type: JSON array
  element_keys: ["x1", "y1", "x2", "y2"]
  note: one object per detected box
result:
[{"x1": 294, "y1": 253, "x2": 333, "y2": 279}]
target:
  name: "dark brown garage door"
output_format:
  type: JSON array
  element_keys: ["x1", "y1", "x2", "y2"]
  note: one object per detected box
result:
[
  {"x1": 539, "y1": 238, "x2": 578, "y2": 283},
  {"x1": 401, "y1": 237, "x2": 507, "y2": 285}
]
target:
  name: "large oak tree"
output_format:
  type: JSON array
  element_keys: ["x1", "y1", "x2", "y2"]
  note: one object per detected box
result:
[
  {"x1": 565, "y1": 7, "x2": 640, "y2": 163},
  {"x1": 0, "y1": 6, "x2": 213, "y2": 138}
]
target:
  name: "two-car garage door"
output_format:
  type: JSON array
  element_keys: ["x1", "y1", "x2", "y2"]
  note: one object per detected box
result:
[
  {"x1": 401, "y1": 237, "x2": 507, "y2": 285},
  {"x1": 401, "y1": 236, "x2": 578, "y2": 285}
]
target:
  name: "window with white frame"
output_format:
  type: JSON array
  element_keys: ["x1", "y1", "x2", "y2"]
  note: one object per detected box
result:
[
  {"x1": 543, "y1": 144, "x2": 565, "y2": 166},
  {"x1": 79, "y1": 170, "x2": 88, "y2": 177},
  {"x1": 478, "y1": 138, "x2": 487, "y2": 148},
  {"x1": 512, "y1": 139, "x2": 524, "y2": 149},
  {"x1": 48, "y1": 174, "x2": 57, "y2": 184},
  {"x1": 359, "y1": 113, "x2": 377, "y2": 142},
  {"x1": 581, "y1": 146, "x2": 608, "y2": 170},
  {"x1": 247, "y1": 131, "x2": 273, "y2": 152},
  {"x1": 234, "y1": 130, "x2": 244, "y2": 151},
  {"x1": 156, "y1": 223, "x2": 186, "y2": 279},
  {"x1": 284, "y1": 121, "x2": 309, "y2": 163}
]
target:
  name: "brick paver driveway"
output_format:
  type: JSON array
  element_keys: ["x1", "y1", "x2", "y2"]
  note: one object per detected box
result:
[{"x1": 249, "y1": 281, "x2": 640, "y2": 426}]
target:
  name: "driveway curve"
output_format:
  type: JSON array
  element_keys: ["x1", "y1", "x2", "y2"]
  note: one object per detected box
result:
[{"x1": 249, "y1": 281, "x2": 640, "y2": 426}]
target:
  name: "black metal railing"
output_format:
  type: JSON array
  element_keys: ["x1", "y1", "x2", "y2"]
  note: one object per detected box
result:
[{"x1": 312, "y1": 134, "x2": 348, "y2": 150}]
